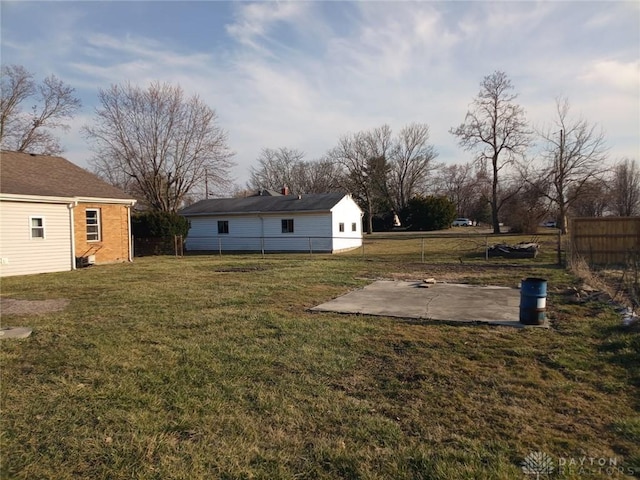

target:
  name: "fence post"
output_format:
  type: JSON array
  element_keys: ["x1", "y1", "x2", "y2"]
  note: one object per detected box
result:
[
  {"x1": 261, "y1": 237, "x2": 265, "y2": 258},
  {"x1": 557, "y1": 230, "x2": 562, "y2": 267},
  {"x1": 218, "y1": 237, "x2": 222, "y2": 256},
  {"x1": 485, "y1": 236, "x2": 489, "y2": 261},
  {"x1": 421, "y1": 237, "x2": 425, "y2": 263},
  {"x1": 361, "y1": 239, "x2": 365, "y2": 258},
  {"x1": 176, "y1": 235, "x2": 184, "y2": 257}
]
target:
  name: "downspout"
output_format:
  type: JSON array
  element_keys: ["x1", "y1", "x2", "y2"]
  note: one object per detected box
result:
[
  {"x1": 127, "y1": 204, "x2": 133, "y2": 262},
  {"x1": 68, "y1": 200, "x2": 78, "y2": 270}
]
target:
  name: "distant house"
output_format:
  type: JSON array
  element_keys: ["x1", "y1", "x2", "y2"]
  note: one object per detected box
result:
[
  {"x1": 0, "y1": 151, "x2": 136, "y2": 277},
  {"x1": 179, "y1": 191, "x2": 363, "y2": 253}
]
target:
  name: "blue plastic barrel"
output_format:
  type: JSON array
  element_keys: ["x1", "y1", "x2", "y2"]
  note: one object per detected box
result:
[{"x1": 519, "y1": 278, "x2": 547, "y2": 325}]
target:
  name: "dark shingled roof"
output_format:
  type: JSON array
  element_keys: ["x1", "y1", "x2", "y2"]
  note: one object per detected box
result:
[
  {"x1": 0, "y1": 150, "x2": 134, "y2": 200},
  {"x1": 180, "y1": 193, "x2": 348, "y2": 216}
]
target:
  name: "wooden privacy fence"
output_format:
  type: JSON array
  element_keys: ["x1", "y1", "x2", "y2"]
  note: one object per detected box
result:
[{"x1": 570, "y1": 217, "x2": 640, "y2": 265}]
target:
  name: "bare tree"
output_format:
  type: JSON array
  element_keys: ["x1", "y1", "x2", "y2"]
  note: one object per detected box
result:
[
  {"x1": 536, "y1": 97, "x2": 609, "y2": 233},
  {"x1": 1, "y1": 64, "x2": 81, "y2": 154},
  {"x1": 388, "y1": 123, "x2": 438, "y2": 212},
  {"x1": 450, "y1": 71, "x2": 530, "y2": 233},
  {"x1": 295, "y1": 158, "x2": 344, "y2": 194},
  {"x1": 569, "y1": 178, "x2": 609, "y2": 217},
  {"x1": 327, "y1": 125, "x2": 393, "y2": 233},
  {"x1": 433, "y1": 162, "x2": 475, "y2": 217},
  {"x1": 610, "y1": 158, "x2": 640, "y2": 216},
  {"x1": 84, "y1": 81, "x2": 234, "y2": 212},
  {"x1": 248, "y1": 147, "x2": 305, "y2": 193},
  {"x1": 248, "y1": 148, "x2": 344, "y2": 194}
]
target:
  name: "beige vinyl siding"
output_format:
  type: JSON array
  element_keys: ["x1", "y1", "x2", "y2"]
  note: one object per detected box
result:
[{"x1": 0, "y1": 201, "x2": 73, "y2": 276}]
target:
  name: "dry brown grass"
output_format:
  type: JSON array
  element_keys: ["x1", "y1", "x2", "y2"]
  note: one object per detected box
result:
[{"x1": 0, "y1": 242, "x2": 638, "y2": 479}]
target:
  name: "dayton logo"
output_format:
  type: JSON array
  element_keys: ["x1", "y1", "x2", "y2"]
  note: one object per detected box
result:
[{"x1": 522, "y1": 451, "x2": 555, "y2": 479}]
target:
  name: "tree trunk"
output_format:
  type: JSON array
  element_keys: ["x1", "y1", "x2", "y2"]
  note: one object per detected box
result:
[
  {"x1": 559, "y1": 203, "x2": 568, "y2": 235},
  {"x1": 492, "y1": 154, "x2": 501, "y2": 234}
]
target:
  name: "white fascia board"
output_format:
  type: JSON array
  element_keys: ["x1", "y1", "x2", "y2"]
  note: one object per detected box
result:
[
  {"x1": 0, "y1": 193, "x2": 76, "y2": 204},
  {"x1": 0, "y1": 193, "x2": 136, "y2": 206},
  {"x1": 76, "y1": 197, "x2": 137, "y2": 206}
]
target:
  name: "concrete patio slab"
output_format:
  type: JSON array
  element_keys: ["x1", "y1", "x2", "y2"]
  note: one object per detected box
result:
[{"x1": 311, "y1": 280, "x2": 548, "y2": 328}]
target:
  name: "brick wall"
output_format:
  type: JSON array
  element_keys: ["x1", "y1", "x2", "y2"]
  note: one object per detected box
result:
[{"x1": 74, "y1": 203, "x2": 131, "y2": 264}]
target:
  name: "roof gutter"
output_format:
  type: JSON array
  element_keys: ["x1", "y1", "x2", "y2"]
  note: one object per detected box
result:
[
  {"x1": 0, "y1": 193, "x2": 136, "y2": 206},
  {"x1": 180, "y1": 209, "x2": 333, "y2": 217},
  {"x1": 75, "y1": 196, "x2": 137, "y2": 206},
  {"x1": 1, "y1": 193, "x2": 78, "y2": 204}
]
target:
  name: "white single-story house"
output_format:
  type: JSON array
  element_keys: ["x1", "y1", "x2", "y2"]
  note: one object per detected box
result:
[
  {"x1": 0, "y1": 151, "x2": 136, "y2": 277},
  {"x1": 180, "y1": 192, "x2": 363, "y2": 253}
]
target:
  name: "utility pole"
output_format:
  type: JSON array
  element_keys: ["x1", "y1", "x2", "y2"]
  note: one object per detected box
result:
[
  {"x1": 559, "y1": 129, "x2": 566, "y2": 234},
  {"x1": 204, "y1": 167, "x2": 208, "y2": 199}
]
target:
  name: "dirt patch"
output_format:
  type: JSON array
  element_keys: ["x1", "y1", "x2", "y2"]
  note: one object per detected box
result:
[
  {"x1": 1, "y1": 298, "x2": 69, "y2": 316},
  {"x1": 214, "y1": 266, "x2": 268, "y2": 273}
]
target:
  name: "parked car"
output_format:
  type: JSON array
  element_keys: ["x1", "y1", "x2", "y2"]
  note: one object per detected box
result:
[
  {"x1": 452, "y1": 218, "x2": 473, "y2": 226},
  {"x1": 542, "y1": 221, "x2": 557, "y2": 228}
]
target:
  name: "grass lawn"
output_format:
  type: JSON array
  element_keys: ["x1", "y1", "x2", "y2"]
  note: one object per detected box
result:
[{"x1": 1, "y1": 237, "x2": 639, "y2": 479}]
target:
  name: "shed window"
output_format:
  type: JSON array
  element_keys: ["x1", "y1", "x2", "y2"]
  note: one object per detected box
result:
[
  {"x1": 281, "y1": 219, "x2": 294, "y2": 233},
  {"x1": 86, "y1": 209, "x2": 101, "y2": 241},
  {"x1": 352, "y1": 223, "x2": 357, "y2": 232},
  {"x1": 339, "y1": 222, "x2": 345, "y2": 232},
  {"x1": 30, "y1": 217, "x2": 45, "y2": 239},
  {"x1": 218, "y1": 220, "x2": 229, "y2": 234}
]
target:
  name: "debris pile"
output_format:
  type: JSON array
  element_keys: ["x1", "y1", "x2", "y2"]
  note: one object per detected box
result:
[
  {"x1": 618, "y1": 307, "x2": 638, "y2": 327},
  {"x1": 563, "y1": 284, "x2": 612, "y2": 304},
  {"x1": 487, "y1": 242, "x2": 539, "y2": 259},
  {"x1": 562, "y1": 283, "x2": 639, "y2": 328}
]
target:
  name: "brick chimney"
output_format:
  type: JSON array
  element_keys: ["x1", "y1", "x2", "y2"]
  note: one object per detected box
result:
[{"x1": 281, "y1": 185, "x2": 289, "y2": 195}]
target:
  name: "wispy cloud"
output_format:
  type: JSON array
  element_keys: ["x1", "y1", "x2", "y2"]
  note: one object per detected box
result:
[
  {"x1": 1, "y1": 1, "x2": 637, "y2": 180},
  {"x1": 579, "y1": 59, "x2": 640, "y2": 92},
  {"x1": 225, "y1": 2, "x2": 310, "y2": 52}
]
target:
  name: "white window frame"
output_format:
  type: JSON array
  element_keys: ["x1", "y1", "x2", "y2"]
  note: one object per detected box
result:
[
  {"x1": 281, "y1": 219, "x2": 294, "y2": 234},
  {"x1": 29, "y1": 216, "x2": 45, "y2": 239},
  {"x1": 339, "y1": 222, "x2": 345, "y2": 232},
  {"x1": 217, "y1": 220, "x2": 229, "y2": 235},
  {"x1": 86, "y1": 209, "x2": 101, "y2": 242}
]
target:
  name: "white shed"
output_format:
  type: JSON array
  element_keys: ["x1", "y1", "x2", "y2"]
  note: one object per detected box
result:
[{"x1": 180, "y1": 193, "x2": 363, "y2": 253}]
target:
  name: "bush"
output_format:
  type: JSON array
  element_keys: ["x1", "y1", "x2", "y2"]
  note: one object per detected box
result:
[
  {"x1": 132, "y1": 211, "x2": 190, "y2": 238},
  {"x1": 372, "y1": 212, "x2": 398, "y2": 232},
  {"x1": 400, "y1": 196, "x2": 456, "y2": 231}
]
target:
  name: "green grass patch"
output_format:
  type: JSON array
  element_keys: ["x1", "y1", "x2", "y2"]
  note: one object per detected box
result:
[{"x1": 1, "y1": 241, "x2": 638, "y2": 479}]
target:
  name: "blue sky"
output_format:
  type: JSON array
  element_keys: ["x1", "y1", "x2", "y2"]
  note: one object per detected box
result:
[{"x1": 2, "y1": 1, "x2": 638, "y2": 187}]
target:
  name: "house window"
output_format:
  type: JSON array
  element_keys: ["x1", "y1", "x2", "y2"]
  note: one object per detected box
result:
[
  {"x1": 86, "y1": 209, "x2": 101, "y2": 241},
  {"x1": 339, "y1": 222, "x2": 345, "y2": 232},
  {"x1": 352, "y1": 223, "x2": 357, "y2": 232},
  {"x1": 218, "y1": 220, "x2": 229, "y2": 234},
  {"x1": 281, "y1": 219, "x2": 294, "y2": 233},
  {"x1": 30, "y1": 217, "x2": 45, "y2": 239}
]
